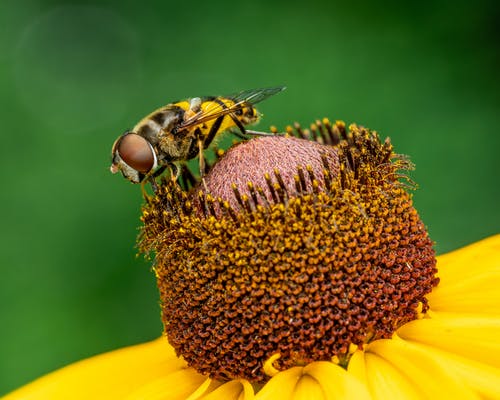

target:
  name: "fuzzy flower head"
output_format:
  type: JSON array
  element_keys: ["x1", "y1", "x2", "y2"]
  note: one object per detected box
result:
[{"x1": 139, "y1": 119, "x2": 439, "y2": 383}]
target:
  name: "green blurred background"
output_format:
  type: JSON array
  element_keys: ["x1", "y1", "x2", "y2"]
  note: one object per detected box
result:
[{"x1": 0, "y1": 0, "x2": 498, "y2": 394}]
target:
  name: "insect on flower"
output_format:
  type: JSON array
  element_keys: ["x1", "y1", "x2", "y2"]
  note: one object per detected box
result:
[{"x1": 110, "y1": 86, "x2": 286, "y2": 190}]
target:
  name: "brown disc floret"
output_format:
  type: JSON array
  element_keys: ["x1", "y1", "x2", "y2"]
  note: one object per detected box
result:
[{"x1": 139, "y1": 119, "x2": 438, "y2": 383}]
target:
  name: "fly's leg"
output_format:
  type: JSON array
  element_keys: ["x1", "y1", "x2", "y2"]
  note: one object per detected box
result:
[
  {"x1": 140, "y1": 181, "x2": 149, "y2": 198},
  {"x1": 167, "y1": 164, "x2": 180, "y2": 182},
  {"x1": 148, "y1": 176, "x2": 159, "y2": 193},
  {"x1": 140, "y1": 177, "x2": 159, "y2": 199},
  {"x1": 198, "y1": 139, "x2": 208, "y2": 191},
  {"x1": 140, "y1": 165, "x2": 171, "y2": 198},
  {"x1": 228, "y1": 114, "x2": 278, "y2": 138},
  {"x1": 153, "y1": 165, "x2": 168, "y2": 180},
  {"x1": 245, "y1": 129, "x2": 280, "y2": 136}
]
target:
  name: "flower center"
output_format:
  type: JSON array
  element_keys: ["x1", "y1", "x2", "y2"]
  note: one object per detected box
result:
[{"x1": 139, "y1": 120, "x2": 438, "y2": 383}]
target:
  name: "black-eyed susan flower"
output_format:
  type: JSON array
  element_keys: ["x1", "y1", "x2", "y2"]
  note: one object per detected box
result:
[{"x1": 4, "y1": 120, "x2": 499, "y2": 400}]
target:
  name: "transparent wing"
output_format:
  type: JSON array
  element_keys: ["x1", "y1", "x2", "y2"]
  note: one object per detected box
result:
[
  {"x1": 178, "y1": 86, "x2": 286, "y2": 130},
  {"x1": 227, "y1": 86, "x2": 286, "y2": 105}
]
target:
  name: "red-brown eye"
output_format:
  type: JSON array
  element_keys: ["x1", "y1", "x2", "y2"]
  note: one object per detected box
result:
[{"x1": 117, "y1": 134, "x2": 155, "y2": 173}]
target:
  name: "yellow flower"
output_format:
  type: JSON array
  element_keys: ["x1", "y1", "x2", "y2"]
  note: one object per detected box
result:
[{"x1": 4, "y1": 120, "x2": 499, "y2": 400}]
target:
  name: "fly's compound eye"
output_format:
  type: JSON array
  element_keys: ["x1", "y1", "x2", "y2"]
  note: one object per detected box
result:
[{"x1": 116, "y1": 133, "x2": 156, "y2": 173}]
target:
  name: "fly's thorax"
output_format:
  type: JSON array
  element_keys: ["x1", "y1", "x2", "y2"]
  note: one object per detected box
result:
[
  {"x1": 133, "y1": 105, "x2": 185, "y2": 146},
  {"x1": 158, "y1": 128, "x2": 198, "y2": 162},
  {"x1": 131, "y1": 105, "x2": 186, "y2": 163}
]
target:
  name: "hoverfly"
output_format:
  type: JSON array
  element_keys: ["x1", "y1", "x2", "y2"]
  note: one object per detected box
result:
[{"x1": 110, "y1": 86, "x2": 285, "y2": 190}]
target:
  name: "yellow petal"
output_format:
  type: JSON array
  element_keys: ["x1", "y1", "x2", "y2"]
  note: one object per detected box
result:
[
  {"x1": 434, "y1": 234, "x2": 500, "y2": 279},
  {"x1": 393, "y1": 339, "x2": 500, "y2": 399},
  {"x1": 3, "y1": 338, "x2": 206, "y2": 400},
  {"x1": 125, "y1": 369, "x2": 207, "y2": 400},
  {"x1": 346, "y1": 351, "x2": 368, "y2": 386},
  {"x1": 348, "y1": 351, "x2": 423, "y2": 400},
  {"x1": 429, "y1": 234, "x2": 500, "y2": 314},
  {"x1": 254, "y1": 367, "x2": 301, "y2": 400},
  {"x1": 397, "y1": 313, "x2": 500, "y2": 368},
  {"x1": 291, "y1": 375, "x2": 325, "y2": 400},
  {"x1": 185, "y1": 378, "x2": 222, "y2": 400},
  {"x1": 255, "y1": 362, "x2": 370, "y2": 400},
  {"x1": 365, "y1": 338, "x2": 479, "y2": 399},
  {"x1": 198, "y1": 379, "x2": 254, "y2": 400},
  {"x1": 303, "y1": 362, "x2": 371, "y2": 400}
]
